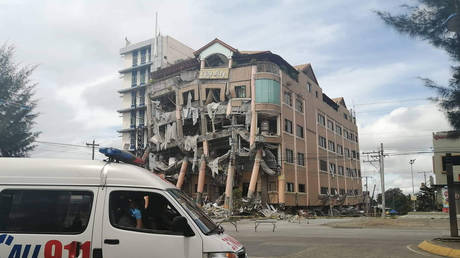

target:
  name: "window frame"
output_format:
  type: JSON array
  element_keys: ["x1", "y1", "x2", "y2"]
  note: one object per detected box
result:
[
  {"x1": 283, "y1": 91, "x2": 292, "y2": 106},
  {"x1": 295, "y1": 97, "x2": 303, "y2": 112},
  {"x1": 235, "y1": 85, "x2": 247, "y2": 98},
  {"x1": 284, "y1": 119, "x2": 293, "y2": 134},
  {"x1": 285, "y1": 149, "x2": 294, "y2": 163},
  {"x1": 296, "y1": 124, "x2": 304, "y2": 138},
  {"x1": 297, "y1": 152, "x2": 305, "y2": 166}
]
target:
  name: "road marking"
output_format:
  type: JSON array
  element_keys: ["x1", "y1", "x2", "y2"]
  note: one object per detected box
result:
[{"x1": 406, "y1": 245, "x2": 432, "y2": 256}]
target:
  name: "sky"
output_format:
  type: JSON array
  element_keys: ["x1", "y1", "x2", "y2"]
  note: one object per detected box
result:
[{"x1": 0, "y1": 0, "x2": 454, "y2": 195}]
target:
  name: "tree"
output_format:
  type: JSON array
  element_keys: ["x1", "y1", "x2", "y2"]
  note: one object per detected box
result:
[
  {"x1": 416, "y1": 183, "x2": 437, "y2": 211},
  {"x1": 376, "y1": 1, "x2": 460, "y2": 129},
  {"x1": 0, "y1": 44, "x2": 40, "y2": 157},
  {"x1": 377, "y1": 188, "x2": 412, "y2": 215}
]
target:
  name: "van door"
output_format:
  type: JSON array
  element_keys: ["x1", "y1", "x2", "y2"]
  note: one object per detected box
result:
[
  {"x1": 0, "y1": 186, "x2": 98, "y2": 258},
  {"x1": 101, "y1": 188, "x2": 202, "y2": 258}
]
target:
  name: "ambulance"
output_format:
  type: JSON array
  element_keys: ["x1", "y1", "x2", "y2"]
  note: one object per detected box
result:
[{"x1": 0, "y1": 158, "x2": 247, "y2": 258}]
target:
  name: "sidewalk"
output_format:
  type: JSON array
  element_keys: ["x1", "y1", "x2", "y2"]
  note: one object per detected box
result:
[{"x1": 418, "y1": 238, "x2": 460, "y2": 257}]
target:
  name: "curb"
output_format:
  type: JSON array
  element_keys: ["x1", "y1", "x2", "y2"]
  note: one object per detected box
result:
[{"x1": 418, "y1": 240, "x2": 460, "y2": 257}]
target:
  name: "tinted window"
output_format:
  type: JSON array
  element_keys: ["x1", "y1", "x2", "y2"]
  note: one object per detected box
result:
[{"x1": 0, "y1": 190, "x2": 93, "y2": 234}]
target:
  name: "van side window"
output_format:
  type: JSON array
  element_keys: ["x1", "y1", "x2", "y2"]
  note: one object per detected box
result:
[
  {"x1": 109, "y1": 191, "x2": 181, "y2": 234},
  {"x1": 0, "y1": 190, "x2": 93, "y2": 234}
]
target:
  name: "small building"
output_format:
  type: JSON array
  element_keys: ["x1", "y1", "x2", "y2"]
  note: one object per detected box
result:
[
  {"x1": 432, "y1": 130, "x2": 460, "y2": 185},
  {"x1": 138, "y1": 38, "x2": 363, "y2": 209}
]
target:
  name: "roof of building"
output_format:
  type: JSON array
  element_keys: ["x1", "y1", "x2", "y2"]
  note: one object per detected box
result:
[
  {"x1": 332, "y1": 97, "x2": 347, "y2": 108},
  {"x1": 120, "y1": 38, "x2": 153, "y2": 55},
  {"x1": 294, "y1": 63, "x2": 319, "y2": 85},
  {"x1": 0, "y1": 158, "x2": 175, "y2": 189},
  {"x1": 151, "y1": 57, "x2": 200, "y2": 80},
  {"x1": 193, "y1": 38, "x2": 238, "y2": 56}
]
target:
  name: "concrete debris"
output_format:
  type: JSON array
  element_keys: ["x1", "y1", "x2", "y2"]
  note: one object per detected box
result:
[
  {"x1": 207, "y1": 150, "x2": 231, "y2": 177},
  {"x1": 183, "y1": 135, "x2": 198, "y2": 152}
]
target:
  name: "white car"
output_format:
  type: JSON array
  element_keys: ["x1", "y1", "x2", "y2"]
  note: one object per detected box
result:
[{"x1": 0, "y1": 158, "x2": 247, "y2": 258}]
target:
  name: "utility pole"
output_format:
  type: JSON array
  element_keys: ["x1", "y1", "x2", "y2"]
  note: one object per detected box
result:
[
  {"x1": 86, "y1": 139, "x2": 100, "y2": 160},
  {"x1": 363, "y1": 176, "x2": 372, "y2": 215},
  {"x1": 410, "y1": 159, "x2": 416, "y2": 212},
  {"x1": 363, "y1": 143, "x2": 386, "y2": 217},
  {"x1": 417, "y1": 171, "x2": 432, "y2": 186}
]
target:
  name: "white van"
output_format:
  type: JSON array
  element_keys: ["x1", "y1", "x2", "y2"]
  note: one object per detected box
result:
[{"x1": 0, "y1": 158, "x2": 247, "y2": 258}]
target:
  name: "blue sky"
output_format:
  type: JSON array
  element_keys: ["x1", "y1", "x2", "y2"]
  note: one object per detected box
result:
[{"x1": 0, "y1": 0, "x2": 454, "y2": 194}]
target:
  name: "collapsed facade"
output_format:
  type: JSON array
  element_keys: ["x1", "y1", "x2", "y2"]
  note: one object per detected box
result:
[{"x1": 120, "y1": 38, "x2": 363, "y2": 210}]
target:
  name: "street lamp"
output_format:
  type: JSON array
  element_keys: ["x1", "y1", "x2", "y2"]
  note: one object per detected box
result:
[{"x1": 410, "y1": 159, "x2": 416, "y2": 212}]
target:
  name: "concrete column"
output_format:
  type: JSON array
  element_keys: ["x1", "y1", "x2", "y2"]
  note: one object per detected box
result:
[
  {"x1": 203, "y1": 140, "x2": 209, "y2": 157},
  {"x1": 278, "y1": 173, "x2": 286, "y2": 205},
  {"x1": 196, "y1": 155, "x2": 206, "y2": 205},
  {"x1": 247, "y1": 149, "x2": 262, "y2": 199},
  {"x1": 176, "y1": 158, "x2": 188, "y2": 189},
  {"x1": 256, "y1": 173, "x2": 262, "y2": 199},
  {"x1": 249, "y1": 66, "x2": 257, "y2": 147},
  {"x1": 224, "y1": 162, "x2": 235, "y2": 209}
]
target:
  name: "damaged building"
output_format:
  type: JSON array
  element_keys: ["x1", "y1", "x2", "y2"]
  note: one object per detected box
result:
[{"x1": 119, "y1": 38, "x2": 363, "y2": 210}]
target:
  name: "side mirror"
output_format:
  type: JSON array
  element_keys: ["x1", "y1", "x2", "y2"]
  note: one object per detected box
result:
[{"x1": 172, "y1": 216, "x2": 195, "y2": 237}]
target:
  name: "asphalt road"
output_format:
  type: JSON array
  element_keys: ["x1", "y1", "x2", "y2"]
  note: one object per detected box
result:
[{"x1": 222, "y1": 218, "x2": 446, "y2": 258}]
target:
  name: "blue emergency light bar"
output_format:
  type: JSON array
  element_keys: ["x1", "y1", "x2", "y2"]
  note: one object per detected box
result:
[{"x1": 99, "y1": 147, "x2": 144, "y2": 166}]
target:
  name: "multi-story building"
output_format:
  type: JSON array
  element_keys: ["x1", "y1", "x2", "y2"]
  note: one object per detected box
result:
[
  {"x1": 117, "y1": 35, "x2": 195, "y2": 153},
  {"x1": 142, "y1": 38, "x2": 362, "y2": 210}
]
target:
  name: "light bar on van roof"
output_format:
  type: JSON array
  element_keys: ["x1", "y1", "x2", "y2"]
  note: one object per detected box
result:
[{"x1": 99, "y1": 147, "x2": 144, "y2": 166}]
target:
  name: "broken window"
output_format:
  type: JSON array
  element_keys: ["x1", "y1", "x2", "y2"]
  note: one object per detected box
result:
[
  {"x1": 297, "y1": 152, "x2": 305, "y2": 166},
  {"x1": 153, "y1": 92, "x2": 176, "y2": 112},
  {"x1": 284, "y1": 119, "x2": 292, "y2": 134},
  {"x1": 204, "y1": 53, "x2": 228, "y2": 68},
  {"x1": 285, "y1": 149, "x2": 294, "y2": 163},
  {"x1": 283, "y1": 91, "x2": 292, "y2": 106},
  {"x1": 256, "y1": 62, "x2": 279, "y2": 74},
  {"x1": 331, "y1": 188, "x2": 337, "y2": 195},
  {"x1": 320, "y1": 187, "x2": 329, "y2": 195},
  {"x1": 205, "y1": 88, "x2": 221, "y2": 104},
  {"x1": 298, "y1": 184, "x2": 306, "y2": 193},
  {"x1": 296, "y1": 124, "x2": 304, "y2": 138},
  {"x1": 286, "y1": 183, "x2": 294, "y2": 192},
  {"x1": 319, "y1": 160, "x2": 327, "y2": 171},
  {"x1": 258, "y1": 114, "x2": 278, "y2": 135},
  {"x1": 182, "y1": 90, "x2": 195, "y2": 105},
  {"x1": 329, "y1": 163, "x2": 336, "y2": 174},
  {"x1": 295, "y1": 97, "x2": 303, "y2": 112},
  {"x1": 235, "y1": 85, "x2": 246, "y2": 98}
]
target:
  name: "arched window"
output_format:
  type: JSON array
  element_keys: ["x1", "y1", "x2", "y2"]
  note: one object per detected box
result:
[{"x1": 204, "y1": 53, "x2": 229, "y2": 68}]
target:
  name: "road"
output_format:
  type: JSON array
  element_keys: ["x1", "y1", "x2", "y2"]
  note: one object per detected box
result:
[{"x1": 221, "y1": 218, "x2": 446, "y2": 258}]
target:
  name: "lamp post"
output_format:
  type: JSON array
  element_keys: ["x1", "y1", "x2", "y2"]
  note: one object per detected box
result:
[{"x1": 410, "y1": 159, "x2": 416, "y2": 212}]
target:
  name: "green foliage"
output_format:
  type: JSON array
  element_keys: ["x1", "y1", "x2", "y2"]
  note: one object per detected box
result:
[
  {"x1": 0, "y1": 44, "x2": 40, "y2": 157},
  {"x1": 416, "y1": 184, "x2": 438, "y2": 211},
  {"x1": 376, "y1": 1, "x2": 460, "y2": 129},
  {"x1": 378, "y1": 188, "x2": 412, "y2": 215}
]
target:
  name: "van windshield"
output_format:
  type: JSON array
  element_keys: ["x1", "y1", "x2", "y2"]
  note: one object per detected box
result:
[{"x1": 167, "y1": 189, "x2": 217, "y2": 235}]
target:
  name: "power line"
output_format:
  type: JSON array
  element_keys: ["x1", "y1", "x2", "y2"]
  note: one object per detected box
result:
[{"x1": 36, "y1": 141, "x2": 90, "y2": 148}]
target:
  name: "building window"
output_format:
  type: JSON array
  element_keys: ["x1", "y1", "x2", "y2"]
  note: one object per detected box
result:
[
  {"x1": 339, "y1": 189, "x2": 345, "y2": 195},
  {"x1": 139, "y1": 89, "x2": 145, "y2": 106},
  {"x1": 352, "y1": 150, "x2": 357, "y2": 159},
  {"x1": 346, "y1": 168, "x2": 351, "y2": 177},
  {"x1": 235, "y1": 85, "x2": 246, "y2": 98},
  {"x1": 257, "y1": 62, "x2": 279, "y2": 74},
  {"x1": 131, "y1": 71, "x2": 137, "y2": 87},
  {"x1": 315, "y1": 91, "x2": 319, "y2": 98},
  {"x1": 140, "y1": 49, "x2": 147, "y2": 64},
  {"x1": 350, "y1": 133, "x2": 355, "y2": 141},
  {"x1": 286, "y1": 149, "x2": 294, "y2": 163},
  {"x1": 140, "y1": 69, "x2": 146, "y2": 85},
  {"x1": 283, "y1": 91, "x2": 292, "y2": 106},
  {"x1": 130, "y1": 111, "x2": 136, "y2": 128},
  {"x1": 337, "y1": 144, "x2": 343, "y2": 155},
  {"x1": 327, "y1": 120, "x2": 334, "y2": 131},
  {"x1": 329, "y1": 163, "x2": 336, "y2": 174},
  {"x1": 358, "y1": 169, "x2": 361, "y2": 177},
  {"x1": 286, "y1": 182, "x2": 294, "y2": 192},
  {"x1": 255, "y1": 79, "x2": 280, "y2": 105},
  {"x1": 328, "y1": 140, "x2": 335, "y2": 152},
  {"x1": 354, "y1": 190, "x2": 359, "y2": 196},
  {"x1": 343, "y1": 129, "x2": 349, "y2": 139},
  {"x1": 138, "y1": 110, "x2": 145, "y2": 127},
  {"x1": 320, "y1": 187, "x2": 329, "y2": 195},
  {"x1": 0, "y1": 190, "x2": 93, "y2": 234},
  {"x1": 298, "y1": 184, "x2": 306, "y2": 193},
  {"x1": 331, "y1": 188, "x2": 337, "y2": 195},
  {"x1": 344, "y1": 113, "x2": 348, "y2": 120},
  {"x1": 307, "y1": 82, "x2": 312, "y2": 92},
  {"x1": 336, "y1": 125, "x2": 342, "y2": 135},
  {"x1": 130, "y1": 132, "x2": 135, "y2": 149},
  {"x1": 132, "y1": 51, "x2": 138, "y2": 67},
  {"x1": 319, "y1": 160, "x2": 327, "y2": 171},
  {"x1": 295, "y1": 98, "x2": 303, "y2": 112},
  {"x1": 344, "y1": 148, "x2": 350, "y2": 158},
  {"x1": 317, "y1": 113, "x2": 325, "y2": 126},
  {"x1": 348, "y1": 189, "x2": 354, "y2": 196},
  {"x1": 284, "y1": 119, "x2": 293, "y2": 134},
  {"x1": 318, "y1": 136, "x2": 326, "y2": 148},
  {"x1": 131, "y1": 91, "x2": 137, "y2": 107},
  {"x1": 296, "y1": 124, "x2": 304, "y2": 138},
  {"x1": 338, "y1": 166, "x2": 344, "y2": 175},
  {"x1": 297, "y1": 152, "x2": 305, "y2": 166}
]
